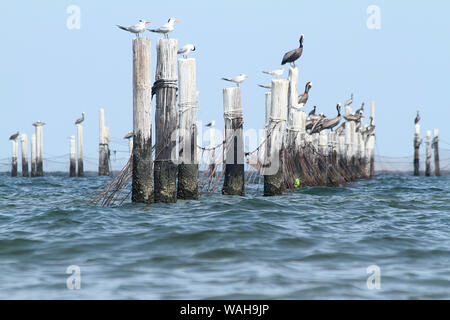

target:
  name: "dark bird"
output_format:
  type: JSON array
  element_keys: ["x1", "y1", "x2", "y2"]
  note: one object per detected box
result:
[
  {"x1": 415, "y1": 110, "x2": 421, "y2": 124},
  {"x1": 9, "y1": 132, "x2": 19, "y2": 140},
  {"x1": 344, "y1": 93, "x2": 354, "y2": 107},
  {"x1": 75, "y1": 112, "x2": 85, "y2": 125},
  {"x1": 205, "y1": 120, "x2": 216, "y2": 127},
  {"x1": 306, "y1": 113, "x2": 326, "y2": 131},
  {"x1": 123, "y1": 132, "x2": 133, "y2": 140},
  {"x1": 298, "y1": 81, "x2": 312, "y2": 105},
  {"x1": 354, "y1": 102, "x2": 365, "y2": 116},
  {"x1": 32, "y1": 121, "x2": 45, "y2": 127},
  {"x1": 364, "y1": 117, "x2": 376, "y2": 136},
  {"x1": 344, "y1": 110, "x2": 363, "y2": 122},
  {"x1": 320, "y1": 104, "x2": 342, "y2": 131},
  {"x1": 308, "y1": 106, "x2": 317, "y2": 117},
  {"x1": 281, "y1": 34, "x2": 304, "y2": 67}
]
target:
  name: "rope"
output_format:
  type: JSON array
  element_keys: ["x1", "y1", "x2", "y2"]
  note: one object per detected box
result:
[{"x1": 152, "y1": 79, "x2": 177, "y2": 97}]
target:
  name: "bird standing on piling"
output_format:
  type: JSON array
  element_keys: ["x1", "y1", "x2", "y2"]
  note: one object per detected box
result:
[
  {"x1": 75, "y1": 112, "x2": 85, "y2": 125},
  {"x1": 9, "y1": 132, "x2": 19, "y2": 140},
  {"x1": 116, "y1": 20, "x2": 150, "y2": 37},
  {"x1": 177, "y1": 44, "x2": 196, "y2": 58},
  {"x1": 32, "y1": 121, "x2": 45, "y2": 127},
  {"x1": 221, "y1": 74, "x2": 248, "y2": 87},
  {"x1": 281, "y1": 34, "x2": 304, "y2": 67},
  {"x1": 262, "y1": 69, "x2": 285, "y2": 78},
  {"x1": 149, "y1": 18, "x2": 179, "y2": 38},
  {"x1": 344, "y1": 93, "x2": 354, "y2": 107},
  {"x1": 308, "y1": 106, "x2": 317, "y2": 117},
  {"x1": 415, "y1": 110, "x2": 421, "y2": 124},
  {"x1": 354, "y1": 102, "x2": 365, "y2": 115},
  {"x1": 298, "y1": 81, "x2": 312, "y2": 105}
]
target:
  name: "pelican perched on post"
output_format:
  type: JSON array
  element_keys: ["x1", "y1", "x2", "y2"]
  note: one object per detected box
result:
[
  {"x1": 344, "y1": 110, "x2": 363, "y2": 122},
  {"x1": 298, "y1": 81, "x2": 312, "y2": 105},
  {"x1": 281, "y1": 34, "x2": 304, "y2": 67},
  {"x1": 354, "y1": 102, "x2": 365, "y2": 116},
  {"x1": 221, "y1": 74, "x2": 248, "y2": 87},
  {"x1": 308, "y1": 106, "x2": 317, "y2": 117},
  {"x1": 320, "y1": 104, "x2": 342, "y2": 131},
  {"x1": 344, "y1": 93, "x2": 354, "y2": 107},
  {"x1": 9, "y1": 132, "x2": 19, "y2": 141},
  {"x1": 149, "y1": 18, "x2": 179, "y2": 38},
  {"x1": 177, "y1": 44, "x2": 196, "y2": 58},
  {"x1": 116, "y1": 20, "x2": 151, "y2": 37},
  {"x1": 75, "y1": 112, "x2": 85, "y2": 125},
  {"x1": 364, "y1": 117, "x2": 376, "y2": 136},
  {"x1": 415, "y1": 110, "x2": 421, "y2": 124}
]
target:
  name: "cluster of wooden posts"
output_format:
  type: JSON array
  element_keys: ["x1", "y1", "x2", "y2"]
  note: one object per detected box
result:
[
  {"x1": 413, "y1": 124, "x2": 440, "y2": 177},
  {"x1": 10, "y1": 123, "x2": 44, "y2": 177},
  {"x1": 129, "y1": 37, "x2": 376, "y2": 204}
]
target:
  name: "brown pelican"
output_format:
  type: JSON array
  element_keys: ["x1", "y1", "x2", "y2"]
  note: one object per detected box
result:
[
  {"x1": 149, "y1": 18, "x2": 179, "y2": 39},
  {"x1": 335, "y1": 122, "x2": 346, "y2": 135},
  {"x1": 298, "y1": 81, "x2": 312, "y2": 105},
  {"x1": 308, "y1": 106, "x2": 317, "y2": 117},
  {"x1": 205, "y1": 120, "x2": 216, "y2": 127},
  {"x1": 320, "y1": 104, "x2": 342, "y2": 131},
  {"x1": 415, "y1": 110, "x2": 420, "y2": 124},
  {"x1": 75, "y1": 112, "x2": 85, "y2": 125},
  {"x1": 364, "y1": 117, "x2": 376, "y2": 136},
  {"x1": 306, "y1": 113, "x2": 326, "y2": 131},
  {"x1": 262, "y1": 69, "x2": 285, "y2": 78},
  {"x1": 117, "y1": 20, "x2": 150, "y2": 37},
  {"x1": 344, "y1": 93, "x2": 354, "y2": 107},
  {"x1": 344, "y1": 110, "x2": 363, "y2": 122},
  {"x1": 354, "y1": 102, "x2": 365, "y2": 115},
  {"x1": 177, "y1": 44, "x2": 195, "y2": 58},
  {"x1": 123, "y1": 132, "x2": 133, "y2": 140},
  {"x1": 281, "y1": 34, "x2": 304, "y2": 67},
  {"x1": 222, "y1": 74, "x2": 248, "y2": 87},
  {"x1": 9, "y1": 132, "x2": 19, "y2": 140}
]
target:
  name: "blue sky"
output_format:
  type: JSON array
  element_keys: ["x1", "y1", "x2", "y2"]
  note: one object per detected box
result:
[{"x1": 0, "y1": 0, "x2": 449, "y2": 171}]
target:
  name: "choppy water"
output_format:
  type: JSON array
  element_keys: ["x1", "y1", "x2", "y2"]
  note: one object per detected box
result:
[{"x1": 0, "y1": 173, "x2": 449, "y2": 299}]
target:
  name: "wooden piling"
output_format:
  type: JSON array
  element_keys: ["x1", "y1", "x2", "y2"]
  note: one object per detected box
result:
[
  {"x1": 76, "y1": 124, "x2": 84, "y2": 177},
  {"x1": 369, "y1": 101, "x2": 376, "y2": 178},
  {"x1": 128, "y1": 139, "x2": 133, "y2": 157},
  {"x1": 98, "y1": 109, "x2": 110, "y2": 176},
  {"x1": 20, "y1": 134, "x2": 29, "y2": 177},
  {"x1": 433, "y1": 128, "x2": 440, "y2": 177},
  {"x1": 264, "y1": 79, "x2": 288, "y2": 196},
  {"x1": 132, "y1": 37, "x2": 153, "y2": 203},
  {"x1": 11, "y1": 140, "x2": 18, "y2": 177},
  {"x1": 425, "y1": 130, "x2": 431, "y2": 177},
  {"x1": 31, "y1": 133, "x2": 36, "y2": 177},
  {"x1": 414, "y1": 123, "x2": 421, "y2": 176},
  {"x1": 177, "y1": 58, "x2": 198, "y2": 200},
  {"x1": 70, "y1": 135, "x2": 76, "y2": 177},
  {"x1": 208, "y1": 127, "x2": 216, "y2": 178},
  {"x1": 222, "y1": 87, "x2": 245, "y2": 196},
  {"x1": 35, "y1": 123, "x2": 44, "y2": 177},
  {"x1": 286, "y1": 67, "x2": 306, "y2": 149}
]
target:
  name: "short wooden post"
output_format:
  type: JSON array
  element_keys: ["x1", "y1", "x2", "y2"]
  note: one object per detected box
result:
[
  {"x1": 132, "y1": 37, "x2": 153, "y2": 204},
  {"x1": 425, "y1": 130, "x2": 431, "y2": 177},
  {"x1": 414, "y1": 123, "x2": 421, "y2": 176},
  {"x1": 99, "y1": 109, "x2": 110, "y2": 176},
  {"x1": 69, "y1": 136, "x2": 76, "y2": 177},
  {"x1": 31, "y1": 133, "x2": 36, "y2": 177},
  {"x1": 264, "y1": 79, "x2": 288, "y2": 196},
  {"x1": 34, "y1": 123, "x2": 44, "y2": 177},
  {"x1": 177, "y1": 58, "x2": 198, "y2": 200},
  {"x1": 11, "y1": 140, "x2": 18, "y2": 177},
  {"x1": 154, "y1": 38, "x2": 178, "y2": 203},
  {"x1": 20, "y1": 134, "x2": 29, "y2": 177},
  {"x1": 222, "y1": 87, "x2": 245, "y2": 196},
  {"x1": 76, "y1": 124, "x2": 84, "y2": 177},
  {"x1": 433, "y1": 129, "x2": 440, "y2": 177}
]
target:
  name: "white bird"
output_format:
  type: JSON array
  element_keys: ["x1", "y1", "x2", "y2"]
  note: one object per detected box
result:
[
  {"x1": 116, "y1": 20, "x2": 150, "y2": 37},
  {"x1": 262, "y1": 69, "x2": 285, "y2": 78},
  {"x1": 221, "y1": 74, "x2": 248, "y2": 87},
  {"x1": 178, "y1": 44, "x2": 196, "y2": 58},
  {"x1": 205, "y1": 120, "x2": 216, "y2": 127},
  {"x1": 149, "y1": 18, "x2": 179, "y2": 38}
]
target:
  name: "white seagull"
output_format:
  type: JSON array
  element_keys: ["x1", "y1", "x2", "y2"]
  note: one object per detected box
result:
[
  {"x1": 262, "y1": 69, "x2": 285, "y2": 78},
  {"x1": 221, "y1": 74, "x2": 248, "y2": 87},
  {"x1": 116, "y1": 19, "x2": 150, "y2": 37},
  {"x1": 149, "y1": 18, "x2": 180, "y2": 38},
  {"x1": 178, "y1": 44, "x2": 196, "y2": 58}
]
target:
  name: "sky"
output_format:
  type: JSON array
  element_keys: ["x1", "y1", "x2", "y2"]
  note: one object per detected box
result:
[{"x1": 0, "y1": 0, "x2": 449, "y2": 171}]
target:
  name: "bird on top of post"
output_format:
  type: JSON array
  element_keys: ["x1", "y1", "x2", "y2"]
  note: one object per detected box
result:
[
  {"x1": 9, "y1": 132, "x2": 19, "y2": 141},
  {"x1": 149, "y1": 18, "x2": 180, "y2": 38},
  {"x1": 415, "y1": 110, "x2": 421, "y2": 124},
  {"x1": 116, "y1": 20, "x2": 151, "y2": 37},
  {"x1": 221, "y1": 74, "x2": 248, "y2": 87},
  {"x1": 177, "y1": 44, "x2": 196, "y2": 58},
  {"x1": 75, "y1": 112, "x2": 85, "y2": 125},
  {"x1": 281, "y1": 34, "x2": 304, "y2": 67}
]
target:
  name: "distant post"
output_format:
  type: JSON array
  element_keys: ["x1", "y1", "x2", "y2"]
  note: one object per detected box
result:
[
  {"x1": 414, "y1": 123, "x2": 421, "y2": 176},
  {"x1": 31, "y1": 133, "x2": 37, "y2": 177},
  {"x1": 77, "y1": 124, "x2": 84, "y2": 177},
  {"x1": 433, "y1": 128, "x2": 440, "y2": 177},
  {"x1": 154, "y1": 38, "x2": 178, "y2": 203},
  {"x1": 70, "y1": 135, "x2": 76, "y2": 177},
  {"x1": 11, "y1": 140, "x2": 18, "y2": 177},
  {"x1": 98, "y1": 109, "x2": 110, "y2": 176},
  {"x1": 20, "y1": 134, "x2": 29, "y2": 177},
  {"x1": 425, "y1": 130, "x2": 431, "y2": 177},
  {"x1": 132, "y1": 37, "x2": 153, "y2": 204},
  {"x1": 34, "y1": 123, "x2": 44, "y2": 177}
]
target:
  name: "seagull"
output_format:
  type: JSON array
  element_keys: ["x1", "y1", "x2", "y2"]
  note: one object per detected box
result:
[
  {"x1": 149, "y1": 18, "x2": 179, "y2": 38},
  {"x1": 124, "y1": 132, "x2": 133, "y2": 140},
  {"x1": 9, "y1": 132, "x2": 19, "y2": 141},
  {"x1": 262, "y1": 69, "x2": 285, "y2": 78},
  {"x1": 75, "y1": 112, "x2": 85, "y2": 125},
  {"x1": 258, "y1": 84, "x2": 272, "y2": 89},
  {"x1": 298, "y1": 81, "x2": 312, "y2": 105},
  {"x1": 221, "y1": 74, "x2": 248, "y2": 87},
  {"x1": 308, "y1": 106, "x2": 317, "y2": 117},
  {"x1": 415, "y1": 110, "x2": 421, "y2": 124},
  {"x1": 177, "y1": 44, "x2": 196, "y2": 58},
  {"x1": 344, "y1": 93, "x2": 354, "y2": 107},
  {"x1": 116, "y1": 20, "x2": 150, "y2": 37},
  {"x1": 281, "y1": 34, "x2": 304, "y2": 67},
  {"x1": 205, "y1": 120, "x2": 216, "y2": 127}
]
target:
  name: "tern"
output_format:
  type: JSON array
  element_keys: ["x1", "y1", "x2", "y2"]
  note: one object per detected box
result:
[
  {"x1": 75, "y1": 112, "x2": 85, "y2": 125},
  {"x1": 262, "y1": 69, "x2": 285, "y2": 78},
  {"x1": 221, "y1": 74, "x2": 248, "y2": 87},
  {"x1": 177, "y1": 44, "x2": 196, "y2": 58},
  {"x1": 282, "y1": 34, "x2": 304, "y2": 67},
  {"x1": 149, "y1": 18, "x2": 179, "y2": 38},
  {"x1": 116, "y1": 20, "x2": 150, "y2": 37}
]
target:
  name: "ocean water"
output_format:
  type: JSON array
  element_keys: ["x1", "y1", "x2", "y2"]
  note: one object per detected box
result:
[{"x1": 0, "y1": 173, "x2": 449, "y2": 300}]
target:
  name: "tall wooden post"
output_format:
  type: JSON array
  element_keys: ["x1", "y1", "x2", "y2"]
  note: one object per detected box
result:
[
  {"x1": 77, "y1": 124, "x2": 84, "y2": 177},
  {"x1": 153, "y1": 38, "x2": 178, "y2": 203},
  {"x1": 264, "y1": 79, "x2": 288, "y2": 196},
  {"x1": 425, "y1": 130, "x2": 431, "y2": 177},
  {"x1": 34, "y1": 123, "x2": 44, "y2": 177},
  {"x1": 69, "y1": 136, "x2": 76, "y2": 177},
  {"x1": 99, "y1": 109, "x2": 110, "y2": 176},
  {"x1": 369, "y1": 101, "x2": 376, "y2": 178},
  {"x1": 20, "y1": 134, "x2": 29, "y2": 177},
  {"x1": 208, "y1": 127, "x2": 216, "y2": 178},
  {"x1": 222, "y1": 87, "x2": 245, "y2": 196},
  {"x1": 31, "y1": 133, "x2": 36, "y2": 177},
  {"x1": 286, "y1": 67, "x2": 306, "y2": 149},
  {"x1": 177, "y1": 58, "x2": 198, "y2": 200},
  {"x1": 433, "y1": 129, "x2": 440, "y2": 177},
  {"x1": 414, "y1": 123, "x2": 421, "y2": 176},
  {"x1": 132, "y1": 37, "x2": 153, "y2": 204},
  {"x1": 128, "y1": 139, "x2": 133, "y2": 157},
  {"x1": 11, "y1": 140, "x2": 18, "y2": 177}
]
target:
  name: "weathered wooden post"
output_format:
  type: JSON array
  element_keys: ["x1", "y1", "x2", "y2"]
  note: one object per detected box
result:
[
  {"x1": 11, "y1": 140, "x2": 18, "y2": 177},
  {"x1": 77, "y1": 124, "x2": 84, "y2": 177},
  {"x1": 286, "y1": 67, "x2": 306, "y2": 149},
  {"x1": 433, "y1": 128, "x2": 440, "y2": 177},
  {"x1": 425, "y1": 130, "x2": 431, "y2": 177},
  {"x1": 31, "y1": 133, "x2": 36, "y2": 177},
  {"x1": 208, "y1": 127, "x2": 216, "y2": 178},
  {"x1": 154, "y1": 38, "x2": 178, "y2": 203},
  {"x1": 128, "y1": 139, "x2": 133, "y2": 157},
  {"x1": 98, "y1": 109, "x2": 110, "y2": 176},
  {"x1": 414, "y1": 122, "x2": 421, "y2": 176},
  {"x1": 34, "y1": 122, "x2": 44, "y2": 177},
  {"x1": 132, "y1": 37, "x2": 153, "y2": 203},
  {"x1": 222, "y1": 87, "x2": 245, "y2": 196},
  {"x1": 369, "y1": 101, "x2": 376, "y2": 178},
  {"x1": 177, "y1": 57, "x2": 198, "y2": 200},
  {"x1": 264, "y1": 79, "x2": 288, "y2": 196},
  {"x1": 70, "y1": 135, "x2": 76, "y2": 177},
  {"x1": 20, "y1": 134, "x2": 29, "y2": 177}
]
